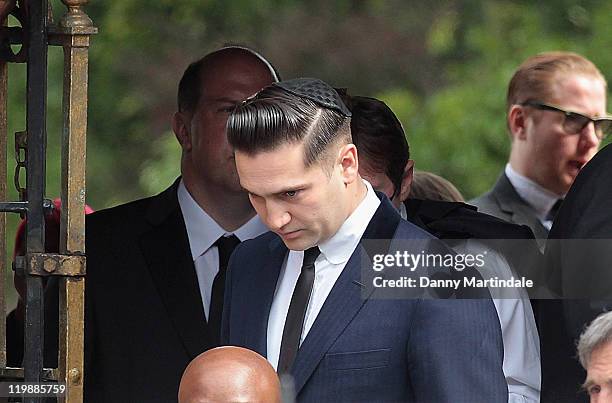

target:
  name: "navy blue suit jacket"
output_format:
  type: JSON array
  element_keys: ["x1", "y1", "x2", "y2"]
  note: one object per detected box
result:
[{"x1": 222, "y1": 196, "x2": 507, "y2": 402}]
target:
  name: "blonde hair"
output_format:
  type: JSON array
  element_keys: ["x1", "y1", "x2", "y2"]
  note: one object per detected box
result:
[{"x1": 507, "y1": 51, "x2": 606, "y2": 111}]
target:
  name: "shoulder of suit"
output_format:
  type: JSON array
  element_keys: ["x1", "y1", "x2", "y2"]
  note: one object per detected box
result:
[
  {"x1": 87, "y1": 180, "x2": 180, "y2": 226},
  {"x1": 448, "y1": 206, "x2": 536, "y2": 240},
  {"x1": 234, "y1": 231, "x2": 278, "y2": 252},
  {"x1": 396, "y1": 217, "x2": 437, "y2": 240},
  {"x1": 468, "y1": 191, "x2": 507, "y2": 218},
  {"x1": 469, "y1": 190, "x2": 496, "y2": 208},
  {"x1": 87, "y1": 195, "x2": 157, "y2": 225},
  {"x1": 469, "y1": 171, "x2": 512, "y2": 212}
]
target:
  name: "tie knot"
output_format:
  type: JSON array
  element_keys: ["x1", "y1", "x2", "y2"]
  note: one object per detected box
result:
[
  {"x1": 215, "y1": 235, "x2": 241, "y2": 264},
  {"x1": 302, "y1": 247, "x2": 321, "y2": 268},
  {"x1": 546, "y1": 199, "x2": 564, "y2": 222}
]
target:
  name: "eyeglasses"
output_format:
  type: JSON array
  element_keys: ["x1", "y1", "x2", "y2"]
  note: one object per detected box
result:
[{"x1": 521, "y1": 101, "x2": 612, "y2": 140}]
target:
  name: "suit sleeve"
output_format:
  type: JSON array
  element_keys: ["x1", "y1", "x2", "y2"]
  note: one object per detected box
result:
[{"x1": 408, "y1": 299, "x2": 508, "y2": 402}]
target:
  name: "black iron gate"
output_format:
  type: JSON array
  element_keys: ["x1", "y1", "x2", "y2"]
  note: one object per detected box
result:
[{"x1": 0, "y1": 1, "x2": 96, "y2": 402}]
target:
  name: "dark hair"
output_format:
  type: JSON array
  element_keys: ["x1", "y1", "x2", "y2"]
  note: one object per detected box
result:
[
  {"x1": 344, "y1": 95, "x2": 409, "y2": 198},
  {"x1": 177, "y1": 46, "x2": 280, "y2": 113},
  {"x1": 227, "y1": 84, "x2": 351, "y2": 168}
]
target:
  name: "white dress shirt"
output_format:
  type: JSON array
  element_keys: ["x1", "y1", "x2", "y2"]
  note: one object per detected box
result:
[
  {"x1": 505, "y1": 163, "x2": 564, "y2": 230},
  {"x1": 177, "y1": 180, "x2": 267, "y2": 320},
  {"x1": 267, "y1": 180, "x2": 380, "y2": 370}
]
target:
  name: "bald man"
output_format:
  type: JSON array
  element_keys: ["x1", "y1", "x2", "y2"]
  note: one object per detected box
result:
[
  {"x1": 83, "y1": 47, "x2": 279, "y2": 401},
  {"x1": 179, "y1": 347, "x2": 281, "y2": 403}
]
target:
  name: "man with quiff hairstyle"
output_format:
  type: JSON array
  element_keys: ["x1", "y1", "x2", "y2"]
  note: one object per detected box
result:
[{"x1": 223, "y1": 78, "x2": 507, "y2": 402}]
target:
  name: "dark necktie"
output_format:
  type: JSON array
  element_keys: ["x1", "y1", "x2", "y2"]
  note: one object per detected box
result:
[
  {"x1": 208, "y1": 234, "x2": 240, "y2": 344},
  {"x1": 545, "y1": 199, "x2": 564, "y2": 222},
  {"x1": 277, "y1": 246, "x2": 321, "y2": 374}
]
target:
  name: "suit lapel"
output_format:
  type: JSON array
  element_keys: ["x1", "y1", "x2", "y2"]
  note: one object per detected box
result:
[
  {"x1": 139, "y1": 180, "x2": 211, "y2": 358},
  {"x1": 242, "y1": 236, "x2": 287, "y2": 356},
  {"x1": 494, "y1": 174, "x2": 549, "y2": 242},
  {"x1": 506, "y1": 203, "x2": 548, "y2": 241},
  {"x1": 291, "y1": 195, "x2": 401, "y2": 394}
]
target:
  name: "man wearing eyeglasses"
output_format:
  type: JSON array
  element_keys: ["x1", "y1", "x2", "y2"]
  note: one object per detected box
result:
[
  {"x1": 473, "y1": 52, "x2": 610, "y2": 403},
  {"x1": 471, "y1": 51, "x2": 610, "y2": 246}
]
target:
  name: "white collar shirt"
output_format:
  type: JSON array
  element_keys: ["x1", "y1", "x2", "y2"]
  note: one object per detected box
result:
[
  {"x1": 177, "y1": 179, "x2": 267, "y2": 320},
  {"x1": 399, "y1": 200, "x2": 408, "y2": 220},
  {"x1": 266, "y1": 180, "x2": 380, "y2": 370},
  {"x1": 505, "y1": 164, "x2": 564, "y2": 230}
]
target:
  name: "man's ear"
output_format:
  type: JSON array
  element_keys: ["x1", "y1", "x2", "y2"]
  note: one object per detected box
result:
[
  {"x1": 338, "y1": 143, "x2": 359, "y2": 184},
  {"x1": 398, "y1": 160, "x2": 414, "y2": 202},
  {"x1": 508, "y1": 105, "x2": 528, "y2": 141},
  {"x1": 172, "y1": 111, "x2": 192, "y2": 152}
]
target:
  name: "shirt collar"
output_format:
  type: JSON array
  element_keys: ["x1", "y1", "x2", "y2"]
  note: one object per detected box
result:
[
  {"x1": 177, "y1": 179, "x2": 267, "y2": 260},
  {"x1": 505, "y1": 163, "x2": 564, "y2": 221},
  {"x1": 318, "y1": 180, "x2": 380, "y2": 265},
  {"x1": 399, "y1": 201, "x2": 408, "y2": 220}
]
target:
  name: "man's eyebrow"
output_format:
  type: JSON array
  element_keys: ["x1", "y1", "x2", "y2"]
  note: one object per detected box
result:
[
  {"x1": 582, "y1": 379, "x2": 595, "y2": 390},
  {"x1": 274, "y1": 185, "x2": 306, "y2": 195},
  {"x1": 240, "y1": 184, "x2": 262, "y2": 197},
  {"x1": 241, "y1": 184, "x2": 307, "y2": 198}
]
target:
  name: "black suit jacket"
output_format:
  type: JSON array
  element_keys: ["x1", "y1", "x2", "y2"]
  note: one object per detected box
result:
[
  {"x1": 539, "y1": 144, "x2": 612, "y2": 403},
  {"x1": 403, "y1": 199, "x2": 540, "y2": 275},
  {"x1": 84, "y1": 179, "x2": 214, "y2": 402}
]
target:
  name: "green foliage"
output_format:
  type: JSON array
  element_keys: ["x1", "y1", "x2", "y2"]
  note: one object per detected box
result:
[
  {"x1": 3, "y1": 0, "x2": 612, "y2": 270},
  {"x1": 2, "y1": 0, "x2": 611, "y2": 205}
]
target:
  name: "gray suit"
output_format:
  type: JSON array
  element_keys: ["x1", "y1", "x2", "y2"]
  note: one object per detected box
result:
[{"x1": 470, "y1": 172, "x2": 548, "y2": 249}]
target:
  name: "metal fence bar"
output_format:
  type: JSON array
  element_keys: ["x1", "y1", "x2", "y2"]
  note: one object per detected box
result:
[
  {"x1": 23, "y1": 3, "x2": 49, "y2": 403},
  {"x1": 55, "y1": 2, "x2": 96, "y2": 401},
  {"x1": 0, "y1": 15, "x2": 7, "y2": 369},
  {"x1": 0, "y1": 366, "x2": 57, "y2": 379},
  {"x1": 0, "y1": 3, "x2": 94, "y2": 402},
  {"x1": 0, "y1": 201, "x2": 29, "y2": 212}
]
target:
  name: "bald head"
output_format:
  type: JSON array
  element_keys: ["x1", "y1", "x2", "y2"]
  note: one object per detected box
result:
[
  {"x1": 177, "y1": 47, "x2": 279, "y2": 114},
  {"x1": 178, "y1": 347, "x2": 281, "y2": 403},
  {"x1": 171, "y1": 46, "x2": 279, "y2": 221}
]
